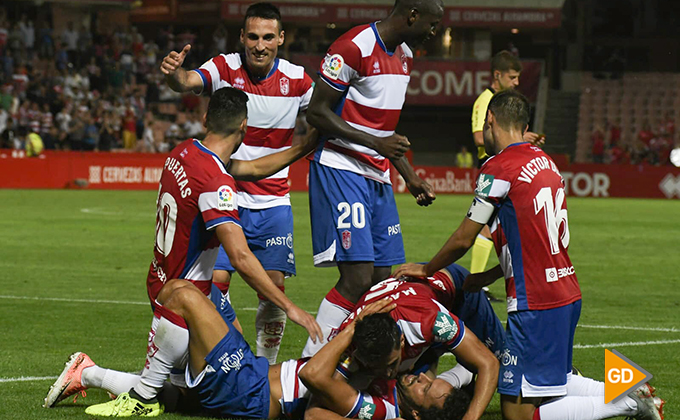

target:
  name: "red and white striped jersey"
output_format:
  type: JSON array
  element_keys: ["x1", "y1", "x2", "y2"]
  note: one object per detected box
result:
[
  {"x1": 193, "y1": 53, "x2": 313, "y2": 209},
  {"x1": 476, "y1": 142, "x2": 581, "y2": 312},
  {"x1": 313, "y1": 23, "x2": 413, "y2": 184},
  {"x1": 341, "y1": 274, "x2": 465, "y2": 373},
  {"x1": 279, "y1": 358, "x2": 400, "y2": 420},
  {"x1": 146, "y1": 139, "x2": 241, "y2": 310}
]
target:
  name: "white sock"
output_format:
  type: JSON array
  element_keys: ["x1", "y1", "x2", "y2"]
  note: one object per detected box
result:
[
  {"x1": 301, "y1": 289, "x2": 353, "y2": 358},
  {"x1": 438, "y1": 364, "x2": 475, "y2": 388},
  {"x1": 256, "y1": 299, "x2": 287, "y2": 365},
  {"x1": 133, "y1": 313, "x2": 189, "y2": 400},
  {"x1": 81, "y1": 365, "x2": 141, "y2": 396},
  {"x1": 566, "y1": 374, "x2": 605, "y2": 396},
  {"x1": 538, "y1": 395, "x2": 636, "y2": 420}
]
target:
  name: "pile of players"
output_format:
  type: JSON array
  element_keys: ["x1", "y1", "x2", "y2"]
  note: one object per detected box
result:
[{"x1": 43, "y1": 1, "x2": 665, "y2": 420}]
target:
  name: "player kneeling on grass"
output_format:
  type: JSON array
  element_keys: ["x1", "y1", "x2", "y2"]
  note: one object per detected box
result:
[
  {"x1": 394, "y1": 89, "x2": 664, "y2": 420},
  {"x1": 44, "y1": 281, "x2": 474, "y2": 419}
]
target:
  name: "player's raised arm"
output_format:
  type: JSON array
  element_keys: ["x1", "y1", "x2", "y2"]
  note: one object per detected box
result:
[
  {"x1": 228, "y1": 128, "x2": 320, "y2": 181},
  {"x1": 306, "y1": 80, "x2": 410, "y2": 160},
  {"x1": 160, "y1": 44, "x2": 204, "y2": 94},
  {"x1": 215, "y1": 223, "x2": 323, "y2": 343}
]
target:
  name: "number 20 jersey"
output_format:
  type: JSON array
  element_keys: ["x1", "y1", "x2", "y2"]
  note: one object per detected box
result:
[
  {"x1": 147, "y1": 139, "x2": 241, "y2": 310},
  {"x1": 476, "y1": 143, "x2": 581, "y2": 312}
]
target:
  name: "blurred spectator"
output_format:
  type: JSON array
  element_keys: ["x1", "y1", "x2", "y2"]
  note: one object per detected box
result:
[
  {"x1": 607, "y1": 120, "x2": 621, "y2": 146},
  {"x1": 40, "y1": 103, "x2": 53, "y2": 136},
  {"x1": 183, "y1": 112, "x2": 203, "y2": 138},
  {"x1": 213, "y1": 24, "x2": 228, "y2": 53},
  {"x1": 455, "y1": 145, "x2": 473, "y2": 168},
  {"x1": 0, "y1": 105, "x2": 7, "y2": 132},
  {"x1": 0, "y1": 116, "x2": 16, "y2": 148},
  {"x1": 25, "y1": 128, "x2": 44, "y2": 157},
  {"x1": 43, "y1": 124, "x2": 58, "y2": 150},
  {"x1": 61, "y1": 22, "x2": 78, "y2": 64},
  {"x1": 638, "y1": 122, "x2": 654, "y2": 149},
  {"x1": 122, "y1": 107, "x2": 137, "y2": 149},
  {"x1": 98, "y1": 112, "x2": 117, "y2": 151},
  {"x1": 591, "y1": 126, "x2": 605, "y2": 163},
  {"x1": 608, "y1": 143, "x2": 629, "y2": 164}
]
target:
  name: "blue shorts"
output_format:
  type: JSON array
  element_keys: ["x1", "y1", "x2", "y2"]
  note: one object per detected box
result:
[
  {"x1": 209, "y1": 283, "x2": 237, "y2": 325},
  {"x1": 445, "y1": 263, "x2": 506, "y2": 360},
  {"x1": 214, "y1": 206, "x2": 296, "y2": 276},
  {"x1": 186, "y1": 320, "x2": 271, "y2": 418},
  {"x1": 498, "y1": 300, "x2": 581, "y2": 398},
  {"x1": 308, "y1": 161, "x2": 405, "y2": 267}
]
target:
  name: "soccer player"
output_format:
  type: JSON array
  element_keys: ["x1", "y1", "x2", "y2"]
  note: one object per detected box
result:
[
  {"x1": 333, "y1": 264, "x2": 500, "y2": 420},
  {"x1": 469, "y1": 51, "x2": 544, "y2": 299},
  {"x1": 302, "y1": 0, "x2": 442, "y2": 357},
  {"x1": 394, "y1": 90, "x2": 664, "y2": 420},
  {"x1": 47, "y1": 282, "x2": 471, "y2": 420},
  {"x1": 43, "y1": 87, "x2": 322, "y2": 416},
  {"x1": 160, "y1": 2, "x2": 313, "y2": 364}
]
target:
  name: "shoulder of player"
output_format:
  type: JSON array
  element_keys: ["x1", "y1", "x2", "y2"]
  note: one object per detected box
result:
[{"x1": 276, "y1": 58, "x2": 307, "y2": 80}]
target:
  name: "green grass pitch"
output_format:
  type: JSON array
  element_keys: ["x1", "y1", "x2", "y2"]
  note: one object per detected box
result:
[{"x1": 0, "y1": 189, "x2": 677, "y2": 419}]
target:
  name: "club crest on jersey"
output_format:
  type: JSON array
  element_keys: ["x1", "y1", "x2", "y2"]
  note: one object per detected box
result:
[
  {"x1": 323, "y1": 54, "x2": 344, "y2": 80},
  {"x1": 217, "y1": 185, "x2": 235, "y2": 211},
  {"x1": 342, "y1": 230, "x2": 352, "y2": 250},
  {"x1": 476, "y1": 174, "x2": 495, "y2": 198},
  {"x1": 433, "y1": 312, "x2": 458, "y2": 343},
  {"x1": 280, "y1": 76, "x2": 290, "y2": 95},
  {"x1": 358, "y1": 401, "x2": 376, "y2": 420}
]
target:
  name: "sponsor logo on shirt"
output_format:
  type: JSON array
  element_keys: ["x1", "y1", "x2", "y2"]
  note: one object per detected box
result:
[
  {"x1": 501, "y1": 349, "x2": 518, "y2": 366},
  {"x1": 322, "y1": 54, "x2": 344, "y2": 80},
  {"x1": 545, "y1": 266, "x2": 574, "y2": 282},
  {"x1": 503, "y1": 370, "x2": 514, "y2": 384},
  {"x1": 266, "y1": 233, "x2": 294, "y2": 248},
  {"x1": 217, "y1": 185, "x2": 235, "y2": 211},
  {"x1": 372, "y1": 61, "x2": 381, "y2": 74},
  {"x1": 475, "y1": 173, "x2": 494, "y2": 198},
  {"x1": 358, "y1": 401, "x2": 376, "y2": 420},
  {"x1": 234, "y1": 77, "x2": 246, "y2": 89},
  {"x1": 387, "y1": 224, "x2": 401, "y2": 236},
  {"x1": 433, "y1": 312, "x2": 458, "y2": 343}
]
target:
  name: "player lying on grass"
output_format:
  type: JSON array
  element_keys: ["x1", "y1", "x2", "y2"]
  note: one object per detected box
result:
[
  {"x1": 394, "y1": 90, "x2": 664, "y2": 420},
  {"x1": 318, "y1": 263, "x2": 501, "y2": 420},
  {"x1": 44, "y1": 281, "x2": 473, "y2": 419},
  {"x1": 43, "y1": 86, "x2": 322, "y2": 415}
]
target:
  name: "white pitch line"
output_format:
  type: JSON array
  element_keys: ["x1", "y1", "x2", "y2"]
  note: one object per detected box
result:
[
  {"x1": 0, "y1": 375, "x2": 57, "y2": 383},
  {"x1": 573, "y1": 339, "x2": 680, "y2": 349},
  {"x1": 0, "y1": 296, "x2": 315, "y2": 313},
  {"x1": 578, "y1": 324, "x2": 680, "y2": 333}
]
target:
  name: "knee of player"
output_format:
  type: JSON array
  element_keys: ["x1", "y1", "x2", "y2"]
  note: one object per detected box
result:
[{"x1": 158, "y1": 279, "x2": 197, "y2": 306}]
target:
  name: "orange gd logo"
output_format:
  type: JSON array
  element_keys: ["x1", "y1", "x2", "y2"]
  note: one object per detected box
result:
[{"x1": 604, "y1": 349, "x2": 652, "y2": 404}]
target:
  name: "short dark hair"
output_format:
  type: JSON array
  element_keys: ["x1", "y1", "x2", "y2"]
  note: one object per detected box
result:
[
  {"x1": 487, "y1": 89, "x2": 530, "y2": 132},
  {"x1": 353, "y1": 313, "x2": 401, "y2": 366},
  {"x1": 244, "y1": 2, "x2": 282, "y2": 30},
  {"x1": 398, "y1": 386, "x2": 471, "y2": 420},
  {"x1": 491, "y1": 50, "x2": 522, "y2": 74},
  {"x1": 205, "y1": 87, "x2": 248, "y2": 136}
]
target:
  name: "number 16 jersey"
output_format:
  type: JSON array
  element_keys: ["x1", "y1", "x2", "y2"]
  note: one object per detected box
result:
[
  {"x1": 476, "y1": 143, "x2": 581, "y2": 313},
  {"x1": 147, "y1": 139, "x2": 241, "y2": 311}
]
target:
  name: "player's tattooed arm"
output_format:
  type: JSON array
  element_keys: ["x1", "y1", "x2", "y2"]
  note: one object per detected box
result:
[
  {"x1": 160, "y1": 44, "x2": 203, "y2": 94},
  {"x1": 391, "y1": 156, "x2": 436, "y2": 206},
  {"x1": 228, "y1": 128, "x2": 320, "y2": 181},
  {"x1": 306, "y1": 80, "x2": 410, "y2": 159},
  {"x1": 463, "y1": 264, "x2": 503, "y2": 292}
]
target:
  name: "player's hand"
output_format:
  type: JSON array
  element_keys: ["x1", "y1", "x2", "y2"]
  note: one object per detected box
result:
[
  {"x1": 286, "y1": 305, "x2": 324, "y2": 344},
  {"x1": 406, "y1": 177, "x2": 436, "y2": 206},
  {"x1": 375, "y1": 133, "x2": 410, "y2": 159},
  {"x1": 160, "y1": 44, "x2": 191, "y2": 75},
  {"x1": 524, "y1": 131, "x2": 545, "y2": 147},
  {"x1": 291, "y1": 127, "x2": 320, "y2": 156},
  {"x1": 392, "y1": 263, "x2": 428, "y2": 279},
  {"x1": 356, "y1": 298, "x2": 396, "y2": 322}
]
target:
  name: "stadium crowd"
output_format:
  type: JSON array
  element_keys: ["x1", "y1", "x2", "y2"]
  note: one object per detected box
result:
[
  {"x1": 0, "y1": 7, "x2": 227, "y2": 153},
  {"x1": 590, "y1": 116, "x2": 675, "y2": 166}
]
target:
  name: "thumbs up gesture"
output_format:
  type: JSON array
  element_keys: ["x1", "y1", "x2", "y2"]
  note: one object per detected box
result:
[{"x1": 160, "y1": 44, "x2": 192, "y2": 75}]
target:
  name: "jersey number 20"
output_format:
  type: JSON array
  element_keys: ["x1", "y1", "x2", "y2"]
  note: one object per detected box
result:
[{"x1": 533, "y1": 187, "x2": 570, "y2": 255}]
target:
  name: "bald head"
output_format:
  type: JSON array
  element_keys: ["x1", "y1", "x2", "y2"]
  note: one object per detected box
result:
[{"x1": 394, "y1": 0, "x2": 444, "y2": 16}]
